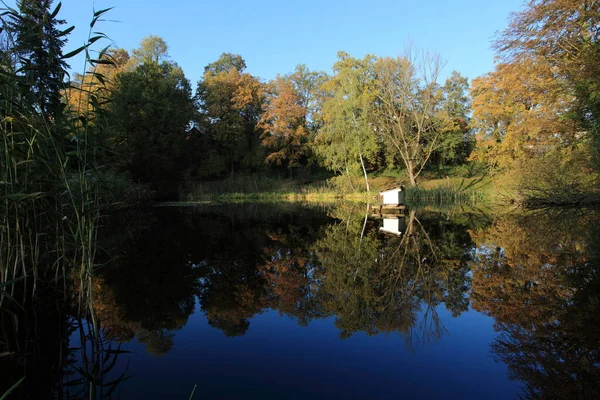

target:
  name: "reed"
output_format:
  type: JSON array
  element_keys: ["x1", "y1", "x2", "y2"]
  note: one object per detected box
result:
[
  {"x1": 405, "y1": 185, "x2": 483, "y2": 208},
  {"x1": 0, "y1": 5, "x2": 120, "y2": 397}
]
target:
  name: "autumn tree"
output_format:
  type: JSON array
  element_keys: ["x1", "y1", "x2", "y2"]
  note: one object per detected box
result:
[
  {"x1": 258, "y1": 65, "x2": 325, "y2": 174},
  {"x1": 258, "y1": 75, "x2": 310, "y2": 172},
  {"x1": 495, "y1": 0, "x2": 600, "y2": 155},
  {"x1": 315, "y1": 52, "x2": 378, "y2": 191},
  {"x1": 196, "y1": 53, "x2": 265, "y2": 177},
  {"x1": 372, "y1": 51, "x2": 452, "y2": 186},
  {"x1": 470, "y1": 0, "x2": 600, "y2": 190},
  {"x1": 66, "y1": 48, "x2": 130, "y2": 117},
  {"x1": 469, "y1": 210, "x2": 600, "y2": 398},
  {"x1": 470, "y1": 58, "x2": 579, "y2": 168}
]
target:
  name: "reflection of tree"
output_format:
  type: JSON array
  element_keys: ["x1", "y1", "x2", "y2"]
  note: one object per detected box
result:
[
  {"x1": 197, "y1": 228, "x2": 269, "y2": 337},
  {"x1": 95, "y1": 205, "x2": 473, "y2": 349},
  {"x1": 470, "y1": 210, "x2": 600, "y2": 399},
  {"x1": 193, "y1": 206, "x2": 333, "y2": 337},
  {"x1": 314, "y1": 209, "x2": 472, "y2": 346},
  {"x1": 92, "y1": 208, "x2": 202, "y2": 353},
  {"x1": 136, "y1": 329, "x2": 174, "y2": 357},
  {"x1": 259, "y1": 226, "x2": 327, "y2": 326}
]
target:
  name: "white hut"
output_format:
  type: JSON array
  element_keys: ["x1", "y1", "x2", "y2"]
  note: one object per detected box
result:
[
  {"x1": 379, "y1": 217, "x2": 406, "y2": 236},
  {"x1": 379, "y1": 187, "x2": 404, "y2": 205}
]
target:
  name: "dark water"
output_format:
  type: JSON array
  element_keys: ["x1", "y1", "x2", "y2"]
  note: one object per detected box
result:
[{"x1": 2, "y1": 203, "x2": 600, "y2": 399}]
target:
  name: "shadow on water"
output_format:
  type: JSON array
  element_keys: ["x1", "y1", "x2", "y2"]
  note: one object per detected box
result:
[{"x1": 1, "y1": 203, "x2": 600, "y2": 398}]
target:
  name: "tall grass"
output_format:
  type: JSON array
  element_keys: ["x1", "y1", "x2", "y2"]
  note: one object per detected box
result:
[
  {"x1": 0, "y1": 2, "x2": 114, "y2": 286},
  {"x1": 1, "y1": 5, "x2": 116, "y2": 396},
  {"x1": 180, "y1": 175, "x2": 376, "y2": 203},
  {"x1": 180, "y1": 174, "x2": 484, "y2": 207},
  {"x1": 404, "y1": 185, "x2": 483, "y2": 209}
]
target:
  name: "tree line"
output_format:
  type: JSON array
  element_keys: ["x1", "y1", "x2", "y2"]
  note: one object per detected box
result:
[{"x1": 67, "y1": 36, "x2": 472, "y2": 196}]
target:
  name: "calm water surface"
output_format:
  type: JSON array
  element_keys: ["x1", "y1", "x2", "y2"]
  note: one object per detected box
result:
[{"x1": 2, "y1": 203, "x2": 599, "y2": 399}]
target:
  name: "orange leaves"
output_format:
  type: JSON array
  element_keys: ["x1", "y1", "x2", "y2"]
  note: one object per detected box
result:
[
  {"x1": 64, "y1": 48, "x2": 130, "y2": 117},
  {"x1": 202, "y1": 67, "x2": 263, "y2": 113},
  {"x1": 473, "y1": 0, "x2": 600, "y2": 169},
  {"x1": 470, "y1": 58, "x2": 578, "y2": 166},
  {"x1": 258, "y1": 75, "x2": 311, "y2": 168}
]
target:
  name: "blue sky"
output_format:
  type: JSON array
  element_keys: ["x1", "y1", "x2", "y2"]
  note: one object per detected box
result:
[{"x1": 4, "y1": 0, "x2": 525, "y2": 87}]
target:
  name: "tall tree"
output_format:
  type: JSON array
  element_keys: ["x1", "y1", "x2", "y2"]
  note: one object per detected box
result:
[
  {"x1": 110, "y1": 60, "x2": 195, "y2": 195},
  {"x1": 257, "y1": 65, "x2": 325, "y2": 174},
  {"x1": 9, "y1": 0, "x2": 70, "y2": 119},
  {"x1": 258, "y1": 75, "x2": 310, "y2": 172},
  {"x1": 128, "y1": 35, "x2": 169, "y2": 68},
  {"x1": 437, "y1": 71, "x2": 473, "y2": 166},
  {"x1": 315, "y1": 52, "x2": 378, "y2": 191},
  {"x1": 196, "y1": 53, "x2": 265, "y2": 176},
  {"x1": 470, "y1": 58, "x2": 579, "y2": 169},
  {"x1": 372, "y1": 51, "x2": 451, "y2": 186},
  {"x1": 494, "y1": 0, "x2": 600, "y2": 162}
]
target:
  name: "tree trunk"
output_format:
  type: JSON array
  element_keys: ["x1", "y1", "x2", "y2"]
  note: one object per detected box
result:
[
  {"x1": 407, "y1": 160, "x2": 417, "y2": 186},
  {"x1": 345, "y1": 161, "x2": 356, "y2": 191},
  {"x1": 359, "y1": 153, "x2": 370, "y2": 193}
]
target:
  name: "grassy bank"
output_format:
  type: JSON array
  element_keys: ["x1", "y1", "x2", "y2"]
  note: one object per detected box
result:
[{"x1": 177, "y1": 174, "x2": 488, "y2": 206}]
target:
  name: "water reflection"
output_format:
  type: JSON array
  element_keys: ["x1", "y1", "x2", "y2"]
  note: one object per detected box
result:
[
  {"x1": 1, "y1": 204, "x2": 599, "y2": 398},
  {"x1": 313, "y1": 207, "x2": 473, "y2": 346},
  {"x1": 469, "y1": 209, "x2": 600, "y2": 398}
]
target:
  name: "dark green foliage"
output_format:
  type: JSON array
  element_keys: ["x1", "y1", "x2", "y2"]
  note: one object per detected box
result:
[
  {"x1": 7, "y1": 0, "x2": 69, "y2": 119},
  {"x1": 109, "y1": 62, "x2": 195, "y2": 196},
  {"x1": 204, "y1": 52, "x2": 246, "y2": 74},
  {"x1": 434, "y1": 71, "x2": 473, "y2": 167}
]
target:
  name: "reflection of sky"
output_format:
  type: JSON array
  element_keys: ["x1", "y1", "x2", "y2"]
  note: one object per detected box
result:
[{"x1": 91, "y1": 301, "x2": 521, "y2": 399}]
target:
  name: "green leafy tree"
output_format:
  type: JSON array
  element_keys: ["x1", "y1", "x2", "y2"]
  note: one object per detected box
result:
[
  {"x1": 128, "y1": 35, "x2": 169, "y2": 68},
  {"x1": 110, "y1": 60, "x2": 195, "y2": 195},
  {"x1": 204, "y1": 52, "x2": 246, "y2": 74},
  {"x1": 372, "y1": 52, "x2": 452, "y2": 186},
  {"x1": 315, "y1": 52, "x2": 378, "y2": 191},
  {"x1": 437, "y1": 71, "x2": 473, "y2": 166}
]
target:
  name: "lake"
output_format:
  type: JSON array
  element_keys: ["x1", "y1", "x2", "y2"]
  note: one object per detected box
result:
[{"x1": 1, "y1": 203, "x2": 599, "y2": 399}]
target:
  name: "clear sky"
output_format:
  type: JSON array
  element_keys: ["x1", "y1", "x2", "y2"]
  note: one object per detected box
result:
[{"x1": 4, "y1": 0, "x2": 525, "y2": 87}]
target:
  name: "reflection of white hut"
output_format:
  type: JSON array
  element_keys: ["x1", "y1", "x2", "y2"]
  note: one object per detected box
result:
[
  {"x1": 379, "y1": 187, "x2": 404, "y2": 205},
  {"x1": 379, "y1": 217, "x2": 406, "y2": 236}
]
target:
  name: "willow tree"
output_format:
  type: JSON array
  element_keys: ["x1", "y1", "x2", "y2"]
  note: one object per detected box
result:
[
  {"x1": 315, "y1": 52, "x2": 378, "y2": 192},
  {"x1": 372, "y1": 52, "x2": 451, "y2": 186}
]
